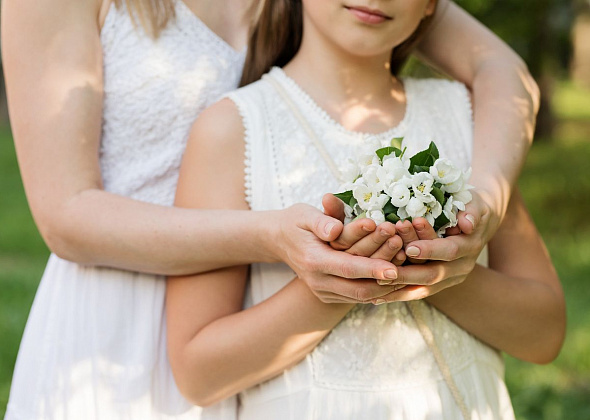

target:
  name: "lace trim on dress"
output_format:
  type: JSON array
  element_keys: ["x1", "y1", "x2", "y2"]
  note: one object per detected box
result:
[
  {"x1": 269, "y1": 67, "x2": 412, "y2": 140},
  {"x1": 225, "y1": 94, "x2": 254, "y2": 208}
]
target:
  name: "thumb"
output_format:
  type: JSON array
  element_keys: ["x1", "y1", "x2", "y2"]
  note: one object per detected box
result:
[
  {"x1": 322, "y1": 193, "x2": 346, "y2": 223},
  {"x1": 457, "y1": 202, "x2": 479, "y2": 235},
  {"x1": 304, "y1": 207, "x2": 343, "y2": 242}
]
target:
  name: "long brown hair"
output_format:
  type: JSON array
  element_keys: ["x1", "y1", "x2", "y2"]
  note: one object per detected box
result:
[{"x1": 240, "y1": 0, "x2": 439, "y2": 86}]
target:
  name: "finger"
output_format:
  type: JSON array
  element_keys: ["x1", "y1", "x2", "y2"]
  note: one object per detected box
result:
[
  {"x1": 394, "y1": 259, "x2": 469, "y2": 286},
  {"x1": 392, "y1": 249, "x2": 406, "y2": 266},
  {"x1": 322, "y1": 193, "x2": 346, "y2": 223},
  {"x1": 412, "y1": 218, "x2": 438, "y2": 240},
  {"x1": 374, "y1": 276, "x2": 464, "y2": 304},
  {"x1": 346, "y1": 222, "x2": 396, "y2": 257},
  {"x1": 330, "y1": 218, "x2": 377, "y2": 251},
  {"x1": 456, "y1": 195, "x2": 487, "y2": 235},
  {"x1": 314, "y1": 275, "x2": 405, "y2": 303},
  {"x1": 370, "y1": 234, "x2": 403, "y2": 263},
  {"x1": 445, "y1": 226, "x2": 461, "y2": 236},
  {"x1": 395, "y1": 220, "x2": 420, "y2": 245},
  {"x1": 393, "y1": 233, "x2": 476, "y2": 262},
  {"x1": 395, "y1": 220, "x2": 425, "y2": 264},
  {"x1": 297, "y1": 204, "x2": 344, "y2": 242},
  {"x1": 314, "y1": 249, "x2": 399, "y2": 281}
]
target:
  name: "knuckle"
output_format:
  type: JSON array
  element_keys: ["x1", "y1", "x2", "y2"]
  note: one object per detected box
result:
[
  {"x1": 354, "y1": 287, "x2": 371, "y2": 303},
  {"x1": 446, "y1": 241, "x2": 459, "y2": 260}
]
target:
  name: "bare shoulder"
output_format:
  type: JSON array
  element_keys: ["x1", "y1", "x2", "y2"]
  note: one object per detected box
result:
[{"x1": 186, "y1": 98, "x2": 245, "y2": 155}]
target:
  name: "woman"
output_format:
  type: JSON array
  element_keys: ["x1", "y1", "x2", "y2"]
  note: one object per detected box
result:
[
  {"x1": 166, "y1": 1, "x2": 564, "y2": 419},
  {"x1": 2, "y1": 0, "x2": 539, "y2": 419}
]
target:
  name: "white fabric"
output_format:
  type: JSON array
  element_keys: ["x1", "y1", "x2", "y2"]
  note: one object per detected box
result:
[
  {"x1": 226, "y1": 67, "x2": 515, "y2": 420},
  {"x1": 5, "y1": 1, "x2": 244, "y2": 419}
]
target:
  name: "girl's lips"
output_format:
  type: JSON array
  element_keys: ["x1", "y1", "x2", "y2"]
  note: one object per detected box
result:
[{"x1": 345, "y1": 6, "x2": 392, "y2": 24}]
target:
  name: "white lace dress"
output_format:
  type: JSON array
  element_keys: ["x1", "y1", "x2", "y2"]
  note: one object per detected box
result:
[
  {"x1": 5, "y1": 2, "x2": 244, "y2": 419},
  {"x1": 226, "y1": 68, "x2": 516, "y2": 420}
]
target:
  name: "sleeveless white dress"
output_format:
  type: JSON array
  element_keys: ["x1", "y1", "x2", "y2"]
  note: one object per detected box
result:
[
  {"x1": 226, "y1": 68, "x2": 516, "y2": 420},
  {"x1": 5, "y1": 2, "x2": 243, "y2": 419}
]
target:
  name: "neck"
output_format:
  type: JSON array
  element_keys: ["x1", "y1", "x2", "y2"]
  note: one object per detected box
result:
[{"x1": 283, "y1": 20, "x2": 406, "y2": 133}]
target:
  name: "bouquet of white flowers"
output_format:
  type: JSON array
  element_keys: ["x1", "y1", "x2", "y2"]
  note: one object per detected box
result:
[{"x1": 335, "y1": 138, "x2": 473, "y2": 237}]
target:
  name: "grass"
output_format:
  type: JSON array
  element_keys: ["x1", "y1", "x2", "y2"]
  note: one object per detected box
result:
[{"x1": 1, "y1": 81, "x2": 590, "y2": 418}]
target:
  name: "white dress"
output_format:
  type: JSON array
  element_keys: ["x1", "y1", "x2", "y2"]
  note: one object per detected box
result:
[
  {"x1": 226, "y1": 67, "x2": 516, "y2": 420},
  {"x1": 5, "y1": 2, "x2": 244, "y2": 419}
]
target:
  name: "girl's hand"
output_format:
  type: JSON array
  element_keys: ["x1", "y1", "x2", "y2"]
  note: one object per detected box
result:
[{"x1": 395, "y1": 190, "x2": 496, "y2": 262}]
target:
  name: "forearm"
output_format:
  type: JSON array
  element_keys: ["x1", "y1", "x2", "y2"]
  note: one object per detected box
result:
[
  {"x1": 172, "y1": 278, "x2": 352, "y2": 406},
  {"x1": 417, "y1": 1, "x2": 539, "y2": 224},
  {"x1": 426, "y1": 264, "x2": 564, "y2": 364},
  {"x1": 49, "y1": 188, "x2": 277, "y2": 275},
  {"x1": 468, "y1": 59, "x2": 538, "y2": 220}
]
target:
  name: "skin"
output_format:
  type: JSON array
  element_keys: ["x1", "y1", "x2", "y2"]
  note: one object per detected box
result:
[
  {"x1": 1, "y1": 0, "x2": 538, "y2": 303},
  {"x1": 327, "y1": 0, "x2": 541, "y2": 299},
  {"x1": 166, "y1": 0, "x2": 564, "y2": 407}
]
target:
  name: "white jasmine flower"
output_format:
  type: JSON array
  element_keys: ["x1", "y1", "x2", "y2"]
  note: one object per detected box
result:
[
  {"x1": 386, "y1": 182, "x2": 411, "y2": 207},
  {"x1": 353, "y1": 184, "x2": 388, "y2": 211},
  {"x1": 406, "y1": 197, "x2": 427, "y2": 218},
  {"x1": 357, "y1": 153, "x2": 380, "y2": 168},
  {"x1": 423, "y1": 200, "x2": 443, "y2": 226},
  {"x1": 411, "y1": 172, "x2": 435, "y2": 201},
  {"x1": 382, "y1": 156, "x2": 410, "y2": 182},
  {"x1": 362, "y1": 165, "x2": 388, "y2": 191},
  {"x1": 430, "y1": 158, "x2": 462, "y2": 184},
  {"x1": 368, "y1": 209, "x2": 386, "y2": 226},
  {"x1": 443, "y1": 197, "x2": 458, "y2": 227},
  {"x1": 341, "y1": 158, "x2": 360, "y2": 183},
  {"x1": 397, "y1": 206, "x2": 409, "y2": 220}
]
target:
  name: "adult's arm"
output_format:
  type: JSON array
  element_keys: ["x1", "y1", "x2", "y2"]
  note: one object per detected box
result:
[
  {"x1": 404, "y1": 0, "x2": 540, "y2": 257},
  {"x1": 1, "y1": 0, "x2": 399, "y2": 298}
]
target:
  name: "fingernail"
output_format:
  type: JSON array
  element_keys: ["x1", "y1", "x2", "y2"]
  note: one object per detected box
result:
[
  {"x1": 465, "y1": 214, "x2": 476, "y2": 229},
  {"x1": 380, "y1": 229, "x2": 392, "y2": 238},
  {"x1": 373, "y1": 298, "x2": 387, "y2": 306},
  {"x1": 384, "y1": 269, "x2": 398, "y2": 280},
  {"x1": 325, "y1": 222, "x2": 336, "y2": 236},
  {"x1": 377, "y1": 279, "x2": 393, "y2": 285},
  {"x1": 406, "y1": 246, "x2": 420, "y2": 257},
  {"x1": 362, "y1": 225, "x2": 374, "y2": 232}
]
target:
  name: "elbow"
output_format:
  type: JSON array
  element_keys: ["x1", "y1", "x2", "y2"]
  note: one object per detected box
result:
[
  {"x1": 169, "y1": 351, "x2": 229, "y2": 408},
  {"x1": 519, "y1": 309, "x2": 566, "y2": 365},
  {"x1": 38, "y1": 212, "x2": 96, "y2": 265}
]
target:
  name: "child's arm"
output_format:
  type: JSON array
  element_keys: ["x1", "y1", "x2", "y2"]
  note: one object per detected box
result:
[
  {"x1": 166, "y1": 99, "x2": 404, "y2": 406},
  {"x1": 386, "y1": 191, "x2": 565, "y2": 364}
]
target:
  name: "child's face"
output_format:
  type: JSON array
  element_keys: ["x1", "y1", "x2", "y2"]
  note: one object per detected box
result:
[{"x1": 301, "y1": 0, "x2": 436, "y2": 60}]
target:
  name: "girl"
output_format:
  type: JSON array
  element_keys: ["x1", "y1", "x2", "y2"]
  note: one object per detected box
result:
[
  {"x1": 166, "y1": 0, "x2": 565, "y2": 419},
  {"x1": 3, "y1": 0, "x2": 539, "y2": 419}
]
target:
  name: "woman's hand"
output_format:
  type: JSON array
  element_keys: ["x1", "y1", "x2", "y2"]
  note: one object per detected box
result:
[{"x1": 272, "y1": 203, "x2": 406, "y2": 304}]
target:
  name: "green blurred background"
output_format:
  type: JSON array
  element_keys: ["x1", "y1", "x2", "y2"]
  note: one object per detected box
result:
[{"x1": 1, "y1": 0, "x2": 590, "y2": 419}]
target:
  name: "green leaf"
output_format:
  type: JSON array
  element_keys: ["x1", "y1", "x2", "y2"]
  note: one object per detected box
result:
[
  {"x1": 334, "y1": 191, "x2": 354, "y2": 206},
  {"x1": 432, "y1": 186, "x2": 445, "y2": 205},
  {"x1": 376, "y1": 147, "x2": 403, "y2": 161},
  {"x1": 386, "y1": 212, "x2": 400, "y2": 223},
  {"x1": 409, "y1": 142, "x2": 439, "y2": 173},
  {"x1": 390, "y1": 137, "x2": 404, "y2": 149},
  {"x1": 434, "y1": 213, "x2": 450, "y2": 231},
  {"x1": 383, "y1": 199, "x2": 397, "y2": 214}
]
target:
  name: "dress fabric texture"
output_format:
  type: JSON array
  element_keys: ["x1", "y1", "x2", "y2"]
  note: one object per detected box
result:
[
  {"x1": 5, "y1": 2, "x2": 244, "y2": 419},
  {"x1": 226, "y1": 67, "x2": 516, "y2": 420}
]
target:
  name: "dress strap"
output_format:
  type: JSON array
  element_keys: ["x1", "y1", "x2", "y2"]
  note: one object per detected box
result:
[
  {"x1": 264, "y1": 71, "x2": 471, "y2": 420},
  {"x1": 262, "y1": 73, "x2": 344, "y2": 184}
]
